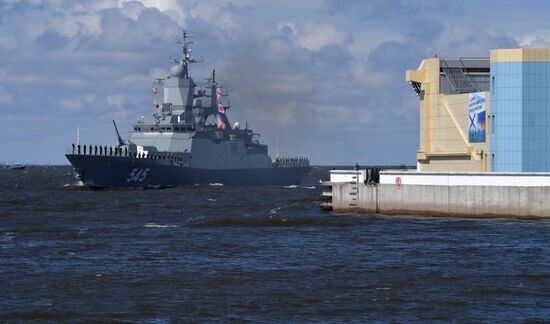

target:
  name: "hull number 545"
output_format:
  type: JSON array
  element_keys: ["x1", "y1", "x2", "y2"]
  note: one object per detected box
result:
[{"x1": 126, "y1": 168, "x2": 150, "y2": 183}]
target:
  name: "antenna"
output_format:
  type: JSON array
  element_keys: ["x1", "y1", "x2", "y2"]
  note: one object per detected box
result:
[
  {"x1": 76, "y1": 127, "x2": 80, "y2": 146},
  {"x1": 276, "y1": 136, "x2": 279, "y2": 159},
  {"x1": 174, "y1": 30, "x2": 203, "y2": 78},
  {"x1": 113, "y1": 120, "x2": 125, "y2": 146}
]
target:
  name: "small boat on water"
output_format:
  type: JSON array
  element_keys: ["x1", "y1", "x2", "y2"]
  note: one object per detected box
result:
[{"x1": 5, "y1": 163, "x2": 26, "y2": 170}]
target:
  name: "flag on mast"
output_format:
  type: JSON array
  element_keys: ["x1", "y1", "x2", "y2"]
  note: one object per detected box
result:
[{"x1": 216, "y1": 115, "x2": 225, "y2": 129}]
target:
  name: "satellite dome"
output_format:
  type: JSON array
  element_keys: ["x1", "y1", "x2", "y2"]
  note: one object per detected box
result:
[
  {"x1": 170, "y1": 64, "x2": 184, "y2": 77},
  {"x1": 234, "y1": 122, "x2": 240, "y2": 129}
]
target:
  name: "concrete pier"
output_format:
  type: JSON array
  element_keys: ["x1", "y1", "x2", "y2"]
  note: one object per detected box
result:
[{"x1": 323, "y1": 170, "x2": 550, "y2": 218}]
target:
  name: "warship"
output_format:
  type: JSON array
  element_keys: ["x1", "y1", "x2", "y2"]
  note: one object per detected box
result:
[{"x1": 65, "y1": 31, "x2": 310, "y2": 187}]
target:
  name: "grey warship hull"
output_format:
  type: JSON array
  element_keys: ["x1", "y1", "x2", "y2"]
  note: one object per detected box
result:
[{"x1": 66, "y1": 154, "x2": 310, "y2": 187}]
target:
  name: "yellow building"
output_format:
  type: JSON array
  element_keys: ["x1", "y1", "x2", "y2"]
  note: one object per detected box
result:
[
  {"x1": 409, "y1": 49, "x2": 550, "y2": 172},
  {"x1": 407, "y1": 57, "x2": 490, "y2": 172}
]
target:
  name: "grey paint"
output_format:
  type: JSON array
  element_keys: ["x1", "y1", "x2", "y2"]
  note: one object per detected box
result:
[{"x1": 329, "y1": 182, "x2": 550, "y2": 218}]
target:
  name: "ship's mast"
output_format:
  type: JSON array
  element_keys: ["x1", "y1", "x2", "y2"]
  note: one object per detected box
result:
[
  {"x1": 276, "y1": 136, "x2": 279, "y2": 159},
  {"x1": 176, "y1": 30, "x2": 200, "y2": 79}
]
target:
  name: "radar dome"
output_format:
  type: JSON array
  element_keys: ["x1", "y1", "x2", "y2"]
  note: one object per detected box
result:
[
  {"x1": 170, "y1": 64, "x2": 184, "y2": 77},
  {"x1": 234, "y1": 122, "x2": 241, "y2": 129}
]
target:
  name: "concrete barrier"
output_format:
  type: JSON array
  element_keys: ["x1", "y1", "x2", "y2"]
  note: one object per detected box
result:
[{"x1": 328, "y1": 170, "x2": 550, "y2": 218}]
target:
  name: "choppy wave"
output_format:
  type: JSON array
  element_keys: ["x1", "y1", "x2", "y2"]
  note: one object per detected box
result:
[
  {"x1": 143, "y1": 223, "x2": 179, "y2": 228},
  {"x1": 188, "y1": 216, "x2": 326, "y2": 228},
  {"x1": 269, "y1": 206, "x2": 282, "y2": 214},
  {"x1": 2, "y1": 166, "x2": 549, "y2": 322},
  {"x1": 285, "y1": 185, "x2": 316, "y2": 189}
]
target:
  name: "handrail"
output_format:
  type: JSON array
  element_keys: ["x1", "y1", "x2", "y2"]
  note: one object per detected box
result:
[
  {"x1": 273, "y1": 157, "x2": 310, "y2": 168},
  {"x1": 66, "y1": 144, "x2": 186, "y2": 166},
  {"x1": 459, "y1": 58, "x2": 477, "y2": 92},
  {"x1": 440, "y1": 58, "x2": 457, "y2": 92}
]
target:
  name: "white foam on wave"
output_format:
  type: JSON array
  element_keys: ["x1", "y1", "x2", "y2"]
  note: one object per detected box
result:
[
  {"x1": 206, "y1": 198, "x2": 217, "y2": 202},
  {"x1": 1, "y1": 232, "x2": 14, "y2": 242},
  {"x1": 209, "y1": 183, "x2": 224, "y2": 186},
  {"x1": 285, "y1": 185, "x2": 316, "y2": 189},
  {"x1": 143, "y1": 223, "x2": 179, "y2": 228}
]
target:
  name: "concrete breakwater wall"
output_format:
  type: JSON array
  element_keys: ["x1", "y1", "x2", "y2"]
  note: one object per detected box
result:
[{"x1": 326, "y1": 170, "x2": 550, "y2": 218}]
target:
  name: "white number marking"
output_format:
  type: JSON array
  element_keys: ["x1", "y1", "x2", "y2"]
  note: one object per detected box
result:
[
  {"x1": 138, "y1": 168, "x2": 149, "y2": 182},
  {"x1": 126, "y1": 168, "x2": 138, "y2": 183},
  {"x1": 126, "y1": 168, "x2": 150, "y2": 183}
]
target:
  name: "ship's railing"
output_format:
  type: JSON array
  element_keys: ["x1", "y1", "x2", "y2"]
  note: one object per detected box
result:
[
  {"x1": 273, "y1": 157, "x2": 310, "y2": 168},
  {"x1": 66, "y1": 144, "x2": 187, "y2": 166}
]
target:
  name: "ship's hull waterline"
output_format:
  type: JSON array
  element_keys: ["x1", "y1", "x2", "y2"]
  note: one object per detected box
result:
[{"x1": 66, "y1": 154, "x2": 311, "y2": 187}]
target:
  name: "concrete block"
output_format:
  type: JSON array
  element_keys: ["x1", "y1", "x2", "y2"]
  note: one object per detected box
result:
[
  {"x1": 528, "y1": 187, "x2": 543, "y2": 217},
  {"x1": 330, "y1": 181, "x2": 550, "y2": 219}
]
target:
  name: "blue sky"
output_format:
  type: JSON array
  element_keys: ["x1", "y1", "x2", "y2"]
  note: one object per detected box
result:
[{"x1": 1, "y1": 0, "x2": 549, "y2": 165}]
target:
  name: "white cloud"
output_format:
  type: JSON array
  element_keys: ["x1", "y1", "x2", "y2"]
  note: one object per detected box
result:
[
  {"x1": 434, "y1": 24, "x2": 517, "y2": 57},
  {"x1": 118, "y1": 0, "x2": 146, "y2": 20},
  {"x1": 296, "y1": 22, "x2": 350, "y2": 51},
  {"x1": 0, "y1": 0, "x2": 539, "y2": 164},
  {"x1": 189, "y1": 1, "x2": 239, "y2": 35},
  {"x1": 58, "y1": 98, "x2": 84, "y2": 111},
  {"x1": 125, "y1": 0, "x2": 186, "y2": 23},
  {"x1": 517, "y1": 30, "x2": 550, "y2": 47},
  {"x1": 49, "y1": 8, "x2": 102, "y2": 38},
  {"x1": 277, "y1": 21, "x2": 297, "y2": 36},
  {"x1": 347, "y1": 30, "x2": 404, "y2": 58},
  {"x1": 107, "y1": 95, "x2": 126, "y2": 107},
  {"x1": 117, "y1": 74, "x2": 151, "y2": 89}
]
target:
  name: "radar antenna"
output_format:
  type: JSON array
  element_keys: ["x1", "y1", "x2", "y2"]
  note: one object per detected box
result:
[{"x1": 174, "y1": 30, "x2": 203, "y2": 79}]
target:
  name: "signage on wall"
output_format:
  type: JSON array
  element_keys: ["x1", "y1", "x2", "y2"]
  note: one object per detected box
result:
[{"x1": 468, "y1": 92, "x2": 486, "y2": 143}]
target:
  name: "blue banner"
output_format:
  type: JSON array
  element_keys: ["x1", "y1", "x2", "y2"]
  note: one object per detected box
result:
[{"x1": 468, "y1": 92, "x2": 486, "y2": 143}]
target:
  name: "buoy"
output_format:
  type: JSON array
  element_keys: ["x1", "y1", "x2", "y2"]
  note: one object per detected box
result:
[
  {"x1": 152, "y1": 87, "x2": 158, "y2": 94},
  {"x1": 153, "y1": 100, "x2": 159, "y2": 108}
]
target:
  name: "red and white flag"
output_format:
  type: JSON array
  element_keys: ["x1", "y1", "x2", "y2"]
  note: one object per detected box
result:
[
  {"x1": 216, "y1": 87, "x2": 222, "y2": 99},
  {"x1": 216, "y1": 115, "x2": 225, "y2": 129},
  {"x1": 218, "y1": 103, "x2": 225, "y2": 114}
]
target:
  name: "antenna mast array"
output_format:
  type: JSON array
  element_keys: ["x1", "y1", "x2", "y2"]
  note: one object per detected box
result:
[{"x1": 172, "y1": 30, "x2": 203, "y2": 79}]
